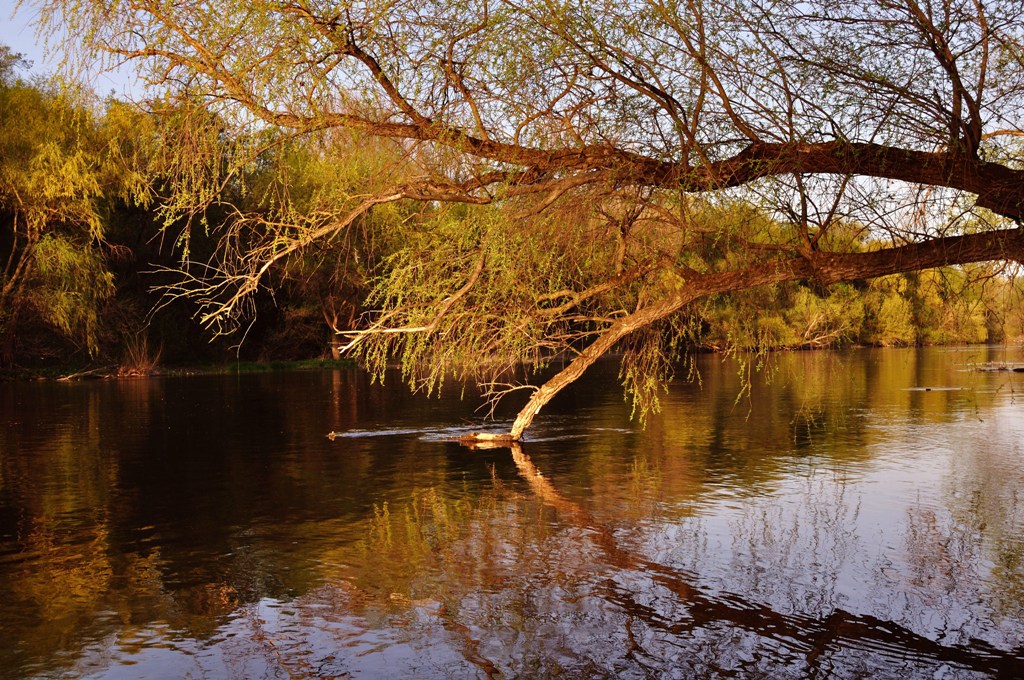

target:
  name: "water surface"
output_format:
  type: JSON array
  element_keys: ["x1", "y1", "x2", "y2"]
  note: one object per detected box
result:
[{"x1": 1, "y1": 347, "x2": 1023, "y2": 677}]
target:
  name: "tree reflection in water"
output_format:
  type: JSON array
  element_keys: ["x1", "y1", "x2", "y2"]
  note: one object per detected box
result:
[
  {"x1": 1, "y1": 348, "x2": 1023, "y2": 677},
  {"x1": 170, "y1": 441, "x2": 1021, "y2": 678}
]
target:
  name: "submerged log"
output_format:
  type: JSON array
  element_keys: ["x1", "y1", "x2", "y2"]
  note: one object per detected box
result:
[
  {"x1": 325, "y1": 430, "x2": 518, "y2": 446},
  {"x1": 457, "y1": 432, "x2": 520, "y2": 449}
]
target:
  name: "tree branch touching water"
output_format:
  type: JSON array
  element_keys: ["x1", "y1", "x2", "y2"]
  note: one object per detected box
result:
[{"x1": 34, "y1": 0, "x2": 1024, "y2": 437}]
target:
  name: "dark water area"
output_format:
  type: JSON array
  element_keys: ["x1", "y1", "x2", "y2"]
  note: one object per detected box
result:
[{"x1": 2, "y1": 347, "x2": 1024, "y2": 678}]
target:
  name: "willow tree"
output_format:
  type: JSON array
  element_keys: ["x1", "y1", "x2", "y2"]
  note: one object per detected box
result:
[
  {"x1": 36, "y1": 0, "x2": 1024, "y2": 438},
  {"x1": 0, "y1": 46, "x2": 144, "y2": 364}
]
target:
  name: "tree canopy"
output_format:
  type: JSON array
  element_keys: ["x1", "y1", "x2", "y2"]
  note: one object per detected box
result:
[
  {"x1": 33, "y1": 0, "x2": 1024, "y2": 437},
  {"x1": 0, "y1": 47, "x2": 148, "y2": 363}
]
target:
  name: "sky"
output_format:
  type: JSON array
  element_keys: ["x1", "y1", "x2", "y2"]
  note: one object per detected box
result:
[
  {"x1": 0, "y1": 0, "x2": 54, "y2": 71},
  {"x1": 1, "y1": 0, "x2": 141, "y2": 97}
]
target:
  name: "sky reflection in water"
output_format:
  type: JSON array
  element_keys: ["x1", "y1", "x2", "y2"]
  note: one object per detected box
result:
[{"x1": 1, "y1": 347, "x2": 1023, "y2": 678}]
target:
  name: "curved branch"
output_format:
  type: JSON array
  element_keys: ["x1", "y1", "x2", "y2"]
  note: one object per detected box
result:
[{"x1": 507, "y1": 227, "x2": 1024, "y2": 439}]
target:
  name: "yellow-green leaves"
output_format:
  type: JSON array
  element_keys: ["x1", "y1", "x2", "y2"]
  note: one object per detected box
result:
[
  {"x1": 29, "y1": 235, "x2": 115, "y2": 355},
  {"x1": 0, "y1": 63, "x2": 136, "y2": 359}
]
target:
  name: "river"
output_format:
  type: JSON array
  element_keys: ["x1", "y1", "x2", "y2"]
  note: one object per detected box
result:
[{"x1": 1, "y1": 347, "x2": 1023, "y2": 678}]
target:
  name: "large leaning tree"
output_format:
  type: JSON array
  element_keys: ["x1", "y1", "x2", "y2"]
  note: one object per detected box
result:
[{"x1": 37, "y1": 0, "x2": 1024, "y2": 439}]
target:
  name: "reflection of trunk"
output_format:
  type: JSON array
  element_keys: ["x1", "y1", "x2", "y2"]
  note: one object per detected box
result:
[
  {"x1": 506, "y1": 442, "x2": 1024, "y2": 674},
  {"x1": 323, "y1": 304, "x2": 351, "y2": 361},
  {"x1": 0, "y1": 306, "x2": 18, "y2": 368},
  {"x1": 0, "y1": 328, "x2": 13, "y2": 368},
  {"x1": 505, "y1": 228, "x2": 1024, "y2": 440}
]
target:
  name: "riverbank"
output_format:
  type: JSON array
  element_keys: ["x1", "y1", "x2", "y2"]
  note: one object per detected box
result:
[
  {"x1": 0, "y1": 358, "x2": 357, "y2": 382},
  {"x1": 7, "y1": 343, "x2": 1024, "y2": 383}
]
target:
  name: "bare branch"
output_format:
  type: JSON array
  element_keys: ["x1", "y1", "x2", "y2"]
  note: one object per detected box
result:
[{"x1": 339, "y1": 246, "x2": 487, "y2": 352}]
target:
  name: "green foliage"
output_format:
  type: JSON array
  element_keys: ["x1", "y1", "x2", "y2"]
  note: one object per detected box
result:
[
  {"x1": 20, "y1": 0, "x2": 1024, "y2": 444},
  {"x1": 98, "y1": 100, "x2": 156, "y2": 209},
  {"x1": 0, "y1": 79, "x2": 102, "y2": 234},
  {"x1": 785, "y1": 285, "x2": 865, "y2": 347},
  {"x1": 3, "y1": 58, "x2": 1015, "y2": 382},
  {"x1": 619, "y1": 316, "x2": 702, "y2": 426},
  {"x1": 873, "y1": 293, "x2": 917, "y2": 346},
  {"x1": 0, "y1": 47, "x2": 147, "y2": 363},
  {"x1": 700, "y1": 265, "x2": 1022, "y2": 352},
  {"x1": 348, "y1": 182, "x2": 1024, "y2": 427},
  {"x1": 0, "y1": 46, "x2": 30, "y2": 83},
  {"x1": 353, "y1": 192, "x2": 636, "y2": 396},
  {"x1": 255, "y1": 130, "x2": 416, "y2": 344},
  {"x1": 27, "y1": 235, "x2": 115, "y2": 355}
]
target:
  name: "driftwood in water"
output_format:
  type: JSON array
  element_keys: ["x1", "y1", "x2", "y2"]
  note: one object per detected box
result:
[
  {"x1": 324, "y1": 430, "x2": 519, "y2": 446},
  {"x1": 457, "y1": 432, "x2": 520, "y2": 449}
]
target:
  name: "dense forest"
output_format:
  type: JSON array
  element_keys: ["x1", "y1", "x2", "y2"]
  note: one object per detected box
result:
[
  {"x1": 0, "y1": 45, "x2": 381, "y2": 372},
  {"x1": 1, "y1": 41, "x2": 1022, "y2": 377}
]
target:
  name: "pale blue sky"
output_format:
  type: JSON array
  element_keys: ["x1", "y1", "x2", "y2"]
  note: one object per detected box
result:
[
  {"x1": 1, "y1": 0, "x2": 141, "y2": 96},
  {"x1": 1, "y1": 0, "x2": 54, "y2": 72}
]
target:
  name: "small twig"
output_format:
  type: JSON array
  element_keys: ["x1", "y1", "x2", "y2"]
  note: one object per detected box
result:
[
  {"x1": 57, "y1": 365, "x2": 117, "y2": 381},
  {"x1": 340, "y1": 247, "x2": 487, "y2": 352}
]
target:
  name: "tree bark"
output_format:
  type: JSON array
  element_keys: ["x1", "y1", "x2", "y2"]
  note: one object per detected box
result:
[{"x1": 274, "y1": 111, "x2": 1024, "y2": 223}]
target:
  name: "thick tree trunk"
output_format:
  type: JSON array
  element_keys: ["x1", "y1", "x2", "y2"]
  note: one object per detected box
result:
[{"x1": 503, "y1": 228, "x2": 1024, "y2": 440}]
